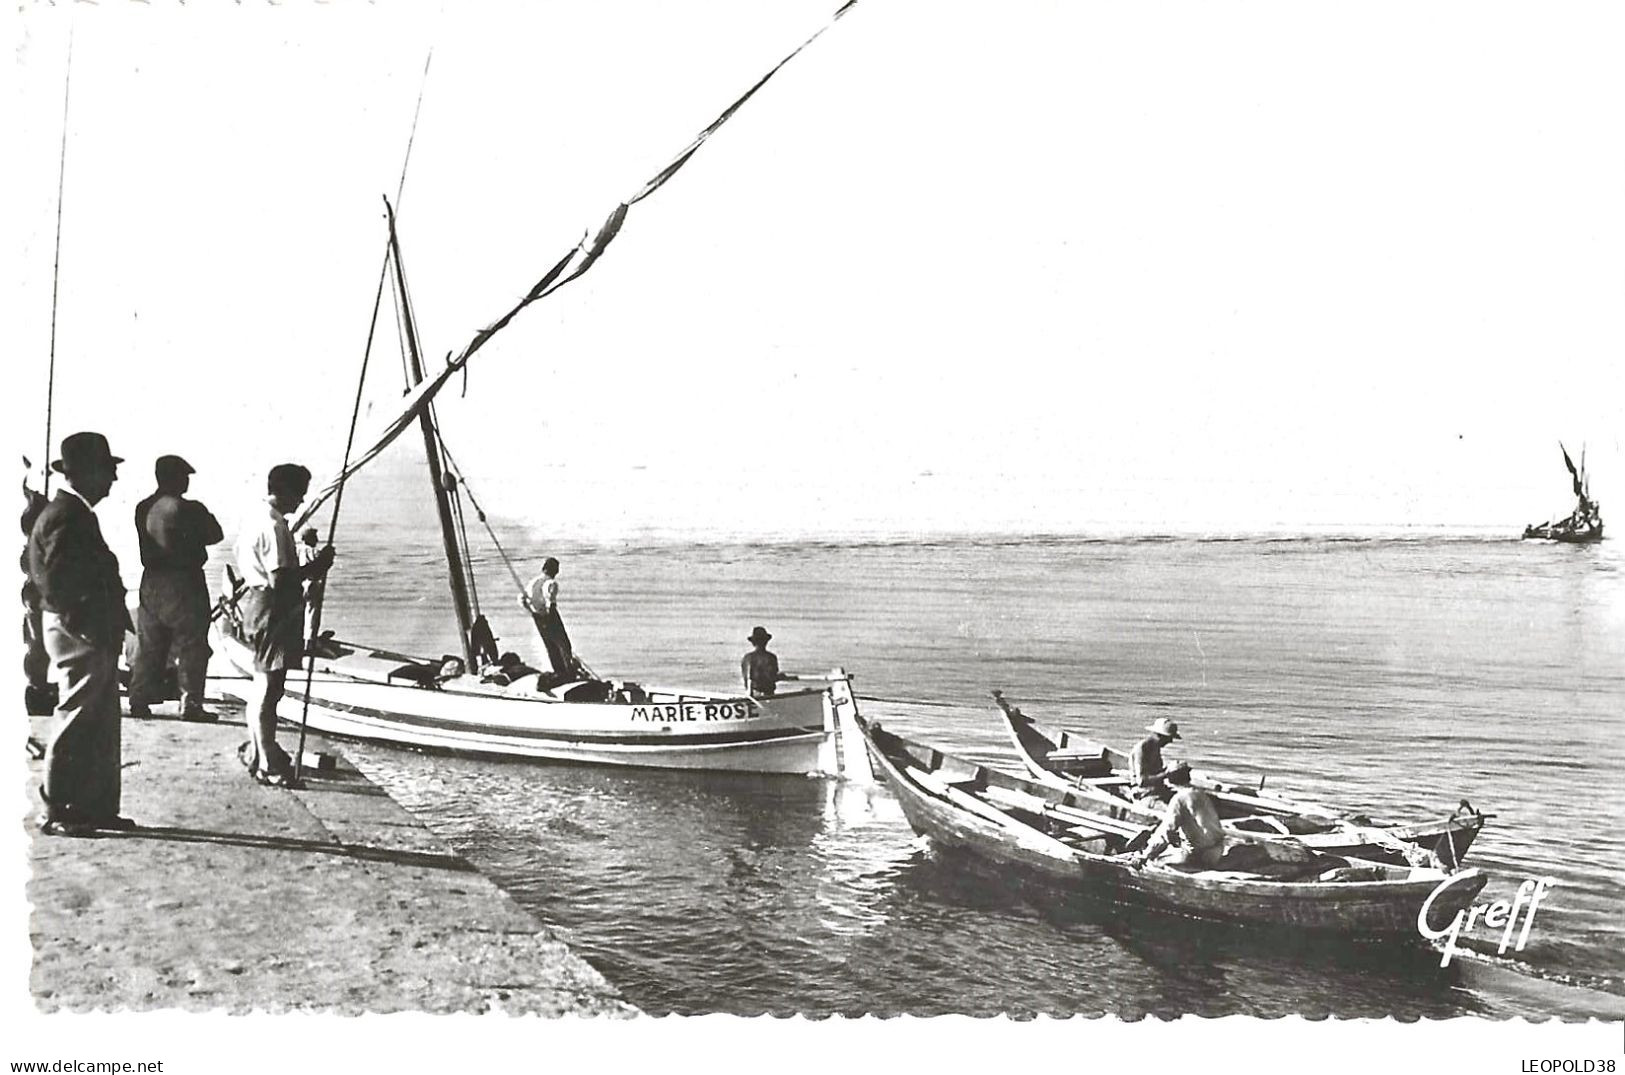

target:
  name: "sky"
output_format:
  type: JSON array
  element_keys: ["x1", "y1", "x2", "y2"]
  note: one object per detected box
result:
[{"x1": 6, "y1": 0, "x2": 1623, "y2": 544}]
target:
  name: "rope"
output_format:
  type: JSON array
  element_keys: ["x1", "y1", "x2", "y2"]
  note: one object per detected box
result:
[
  {"x1": 428, "y1": 441, "x2": 603, "y2": 681},
  {"x1": 444, "y1": 464, "x2": 481, "y2": 615},
  {"x1": 855, "y1": 694, "x2": 969, "y2": 710},
  {"x1": 42, "y1": 25, "x2": 74, "y2": 497},
  {"x1": 293, "y1": 47, "x2": 434, "y2": 782},
  {"x1": 435, "y1": 439, "x2": 527, "y2": 595}
]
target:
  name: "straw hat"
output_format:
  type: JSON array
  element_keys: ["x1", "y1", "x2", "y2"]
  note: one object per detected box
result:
[{"x1": 1146, "y1": 717, "x2": 1181, "y2": 740}]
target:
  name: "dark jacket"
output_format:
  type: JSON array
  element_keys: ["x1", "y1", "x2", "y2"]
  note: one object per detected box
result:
[{"x1": 27, "y1": 490, "x2": 131, "y2": 647}]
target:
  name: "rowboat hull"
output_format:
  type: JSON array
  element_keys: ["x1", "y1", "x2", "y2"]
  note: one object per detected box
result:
[
  {"x1": 215, "y1": 631, "x2": 851, "y2": 774},
  {"x1": 862, "y1": 718, "x2": 1487, "y2": 937},
  {"x1": 994, "y1": 694, "x2": 1485, "y2": 866}
]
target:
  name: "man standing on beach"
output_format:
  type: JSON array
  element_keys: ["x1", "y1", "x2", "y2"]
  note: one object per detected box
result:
[
  {"x1": 233, "y1": 463, "x2": 333, "y2": 787},
  {"x1": 28, "y1": 432, "x2": 136, "y2": 836},
  {"x1": 129, "y1": 455, "x2": 223, "y2": 722}
]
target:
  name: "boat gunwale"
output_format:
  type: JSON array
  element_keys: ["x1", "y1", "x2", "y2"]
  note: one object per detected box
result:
[{"x1": 862, "y1": 716, "x2": 1479, "y2": 901}]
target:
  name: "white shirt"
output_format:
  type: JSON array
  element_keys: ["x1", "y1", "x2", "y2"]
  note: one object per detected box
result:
[
  {"x1": 524, "y1": 574, "x2": 559, "y2": 613},
  {"x1": 60, "y1": 483, "x2": 95, "y2": 511},
  {"x1": 235, "y1": 499, "x2": 297, "y2": 588}
]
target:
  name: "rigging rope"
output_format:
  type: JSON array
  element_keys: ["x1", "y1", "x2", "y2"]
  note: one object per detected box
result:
[
  {"x1": 42, "y1": 25, "x2": 74, "y2": 497},
  {"x1": 854, "y1": 694, "x2": 970, "y2": 710},
  {"x1": 445, "y1": 466, "x2": 482, "y2": 615},
  {"x1": 293, "y1": 47, "x2": 436, "y2": 781},
  {"x1": 434, "y1": 439, "x2": 528, "y2": 595},
  {"x1": 288, "y1": 2, "x2": 862, "y2": 533}
]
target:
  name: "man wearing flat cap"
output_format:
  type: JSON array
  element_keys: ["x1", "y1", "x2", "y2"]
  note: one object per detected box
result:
[
  {"x1": 1129, "y1": 716, "x2": 1183, "y2": 807},
  {"x1": 741, "y1": 626, "x2": 797, "y2": 700},
  {"x1": 129, "y1": 454, "x2": 223, "y2": 721},
  {"x1": 27, "y1": 432, "x2": 136, "y2": 835}
]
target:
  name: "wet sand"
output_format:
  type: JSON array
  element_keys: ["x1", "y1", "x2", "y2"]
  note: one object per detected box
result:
[{"x1": 25, "y1": 701, "x2": 635, "y2": 1015}]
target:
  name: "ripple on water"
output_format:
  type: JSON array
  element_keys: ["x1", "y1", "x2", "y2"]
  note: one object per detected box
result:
[{"x1": 331, "y1": 535, "x2": 1622, "y2": 1016}]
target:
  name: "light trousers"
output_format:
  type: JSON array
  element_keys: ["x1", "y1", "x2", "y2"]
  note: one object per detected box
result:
[{"x1": 40, "y1": 611, "x2": 123, "y2": 819}]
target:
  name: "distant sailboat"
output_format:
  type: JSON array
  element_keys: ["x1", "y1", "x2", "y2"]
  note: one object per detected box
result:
[{"x1": 1522, "y1": 443, "x2": 1603, "y2": 543}]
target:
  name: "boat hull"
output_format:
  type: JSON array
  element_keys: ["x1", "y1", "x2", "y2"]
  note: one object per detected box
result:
[
  {"x1": 215, "y1": 632, "x2": 834, "y2": 774},
  {"x1": 1522, "y1": 523, "x2": 1603, "y2": 543},
  {"x1": 864, "y1": 719, "x2": 1487, "y2": 937},
  {"x1": 994, "y1": 696, "x2": 1485, "y2": 866}
]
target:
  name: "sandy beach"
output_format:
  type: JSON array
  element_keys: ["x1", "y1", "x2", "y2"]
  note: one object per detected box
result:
[{"x1": 25, "y1": 700, "x2": 634, "y2": 1016}]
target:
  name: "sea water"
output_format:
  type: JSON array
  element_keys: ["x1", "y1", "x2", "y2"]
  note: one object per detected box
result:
[{"x1": 306, "y1": 525, "x2": 1622, "y2": 1017}]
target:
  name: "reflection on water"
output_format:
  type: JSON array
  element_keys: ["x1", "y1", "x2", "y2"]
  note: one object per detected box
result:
[
  {"x1": 347, "y1": 746, "x2": 1585, "y2": 1018},
  {"x1": 320, "y1": 535, "x2": 1623, "y2": 1017}
]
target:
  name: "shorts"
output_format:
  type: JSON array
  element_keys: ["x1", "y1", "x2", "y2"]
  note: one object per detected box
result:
[{"x1": 238, "y1": 584, "x2": 303, "y2": 673}]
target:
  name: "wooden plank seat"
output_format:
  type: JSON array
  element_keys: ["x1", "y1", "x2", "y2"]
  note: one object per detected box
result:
[
  {"x1": 1046, "y1": 745, "x2": 1114, "y2": 778},
  {"x1": 982, "y1": 785, "x2": 1151, "y2": 845}
]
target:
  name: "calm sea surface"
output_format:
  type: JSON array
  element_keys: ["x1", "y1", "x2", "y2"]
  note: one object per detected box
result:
[{"x1": 305, "y1": 528, "x2": 1623, "y2": 1017}]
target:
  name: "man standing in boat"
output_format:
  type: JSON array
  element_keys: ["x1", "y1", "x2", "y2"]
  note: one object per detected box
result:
[
  {"x1": 128, "y1": 455, "x2": 223, "y2": 722},
  {"x1": 520, "y1": 557, "x2": 575, "y2": 679},
  {"x1": 1131, "y1": 763, "x2": 1226, "y2": 870},
  {"x1": 28, "y1": 432, "x2": 135, "y2": 835},
  {"x1": 741, "y1": 626, "x2": 798, "y2": 700},
  {"x1": 233, "y1": 463, "x2": 333, "y2": 787},
  {"x1": 1129, "y1": 717, "x2": 1182, "y2": 806}
]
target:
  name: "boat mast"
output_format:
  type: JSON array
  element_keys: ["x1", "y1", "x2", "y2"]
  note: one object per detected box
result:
[
  {"x1": 42, "y1": 28, "x2": 74, "y2": 497},
  {"x1": 384, "y1": 196, "x2": 478, "y2": 667}
]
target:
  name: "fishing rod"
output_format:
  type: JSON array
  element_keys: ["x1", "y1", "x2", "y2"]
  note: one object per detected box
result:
[
  {"x1": 291, "y1": 47, "x2": 435, "y2": 784},
  {"x1": 42, "y1": 26, "x2": 74, "y2": 497}
]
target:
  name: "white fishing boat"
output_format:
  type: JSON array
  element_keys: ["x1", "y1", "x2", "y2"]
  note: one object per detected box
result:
[
  {"x1": 214, "y1": 633, "x2": 861, "y2": 774},
  {"x1": 212, "y1": 6, "x2": 871, "y2": 777}
]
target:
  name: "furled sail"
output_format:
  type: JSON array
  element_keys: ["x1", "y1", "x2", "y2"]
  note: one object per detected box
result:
[
  {"x1": 1561, "y1": 443, "x2": 1584, "y2": 498},
  {"x1": 292, "y1": 1, "x2": 857, "y2": 532}
]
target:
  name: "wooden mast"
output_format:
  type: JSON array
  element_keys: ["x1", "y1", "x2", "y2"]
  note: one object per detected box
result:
[{"x1": 384, "y1": 196, "x2": 478, "y2": 667}]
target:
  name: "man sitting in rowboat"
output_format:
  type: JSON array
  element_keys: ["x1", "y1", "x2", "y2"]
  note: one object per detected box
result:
[
  {"x1": 1130, "y1": 763, "x2": 1226, "y2": 870},
  {"x1": 1129, "y1": 717, "x2": 1183, "y2": 806}
]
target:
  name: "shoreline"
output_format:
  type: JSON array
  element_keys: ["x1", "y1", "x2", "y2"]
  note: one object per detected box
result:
[{"x1": 25, "y1": 699, "x2": 635, "y2": 1015}]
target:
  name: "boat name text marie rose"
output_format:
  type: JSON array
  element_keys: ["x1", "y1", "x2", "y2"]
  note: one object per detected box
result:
[
  {"x1": 1418, "y1": 873, "x2": 1556, "y2": 967},
  {"x1": 629, "y1": 702, "x2": 755, "y2": 723}
]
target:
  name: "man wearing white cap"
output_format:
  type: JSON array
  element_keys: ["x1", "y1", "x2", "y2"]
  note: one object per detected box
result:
[{"x1": 1129, "y1": 716, "x2": 1182, "y2": 806}]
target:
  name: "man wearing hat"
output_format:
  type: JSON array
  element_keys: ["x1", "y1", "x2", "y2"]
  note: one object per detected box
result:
[
  {"x1": 1131, "y1": 762, "x2": 1226, "y2": 870},
  {"x1": 27, "y1": 432, "x2": 135, "y2": 835},
  {"x1": 129, "y1": 454, "x2": 224, "y2": 721},
  {"x1": 1129, "y1": 716, "x2": 1183, "y2": 806},
  {"x1": 741, "y1": 626, "x2": 797, "y2": 700}
]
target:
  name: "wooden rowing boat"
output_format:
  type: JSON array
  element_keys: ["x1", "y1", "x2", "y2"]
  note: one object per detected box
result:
[
  {"x1": 993, "y1": 691, "x2": 1486, "y2": 868},
  {"x1": 859, "y1": 715, "x2": 1488, "y2": 937}
]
